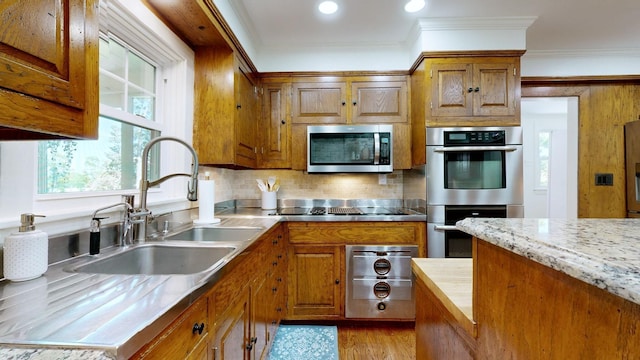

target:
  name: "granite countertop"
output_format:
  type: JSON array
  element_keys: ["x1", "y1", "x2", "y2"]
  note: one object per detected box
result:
[{"x1": 456, "y1": 218, "x2": 640, "y2": 306}]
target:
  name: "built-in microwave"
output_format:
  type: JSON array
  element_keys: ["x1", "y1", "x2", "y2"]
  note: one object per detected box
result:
[{"x1": 307, "y1": 124, "x2": 393, "y2": 173}]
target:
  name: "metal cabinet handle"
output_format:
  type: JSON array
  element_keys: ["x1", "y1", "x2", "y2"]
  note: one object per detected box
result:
[
  {"x1": 467, "y1": 87, "x2": 473, "y2": 93},
  {"x1": 335, "y1": 279, "x2": 340, "y2": 284},
  {"x1": 433, "y1": 225, "x2": 458, "y2": 231},
  {"x1": 434, "y1": 146, "x2": 518, "y2": 153},
  {"x1": 192, "y1": 322, "x2": 205, "y2": 335},
  {"x1": 474, "y1": 87, "x2": 480, "y2": 92}
]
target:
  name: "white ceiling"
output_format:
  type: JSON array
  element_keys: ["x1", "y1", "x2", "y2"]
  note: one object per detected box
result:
[{"x1": 227, "y1": 0, "x2": 640, "y2": 57}]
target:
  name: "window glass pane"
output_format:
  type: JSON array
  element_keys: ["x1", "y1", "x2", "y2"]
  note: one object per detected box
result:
[
  {"x1": 128, "y1": 51, "x2": 155, "y2": 93},
  {"x1": 100, "y1": 72, "x2": 125, "y2": 109},
  {"x1": 38, "y1": 117, "x2": 158, "y2": 194},
  {"x1": 99, "y1": 38, "x2": 126, "y2": 78},
  {"x1": 536, "y1": 131, "x2": 550, "y2": 188},
  {"x1": 128, "y1": 85, "x2": 155, "y2": 120}
]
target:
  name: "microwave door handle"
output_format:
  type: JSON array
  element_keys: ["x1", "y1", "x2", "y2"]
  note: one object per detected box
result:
[
  {"x1": 433, "y1": 225, "x2": 459, "y2": 231},
  {"x1": 433, "y1": 146, "x2": 519, "y2": 153},
  {"x1": 374, "y1": 132, "x2": 380, "y2": 164}
]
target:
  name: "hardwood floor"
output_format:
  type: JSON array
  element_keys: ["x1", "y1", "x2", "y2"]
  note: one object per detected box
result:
[{"x1": 337, "y1": 322, "x2": 416, "y2": 360}]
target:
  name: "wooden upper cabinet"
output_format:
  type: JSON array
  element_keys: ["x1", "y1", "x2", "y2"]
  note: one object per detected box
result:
[
  {"x1": 194, "y1": 47, "x2": 258, "y2": 168},
  {"x1": 235, "y1": 60, "x2": 259, "y2": 168},
  {"x1": 259, "y1": 80, "x2": 291, "y2": 168},
  {"x1": 291, "y1": 81, "x2": 347, "y2": 124},
  {"x1": 351, "y1": 81, "x2": 407, "y2": 123},
  {"x1": 291, "y1": 77, "x2": 409, "y2": 125},
  {"x1": 0, "y1": 0, "x2": 99, "y2": 139},
  {"x1": 428, "y1": 55, "x2": 521, "y2": 127}
]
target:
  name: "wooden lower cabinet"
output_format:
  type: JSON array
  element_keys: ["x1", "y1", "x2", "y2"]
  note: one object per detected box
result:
[
  {"x1": 285, "y1": 222, "x2": 426, "y2": 320},
  {"x1": 131, "y1": 296, "x2": 209, "y2": 359},
  {"x1": 213, "y1": 286, "x2": 251, "y2": 360},
  {"x1": 287, "y1": 245, "x2": 344, "y2": 318},
  {"x1": 210, "y1": 225, "x2": 286, "y2": 360}
]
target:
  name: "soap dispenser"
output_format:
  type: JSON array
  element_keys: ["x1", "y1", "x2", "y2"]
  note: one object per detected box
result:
[{"x1": 3, "y1": 214, "x2": 48, "y2": 282}]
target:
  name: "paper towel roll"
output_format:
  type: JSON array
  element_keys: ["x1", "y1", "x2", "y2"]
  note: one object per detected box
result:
[{"x1": 195, "y1": 179, "x2": 220, "y2": 224}]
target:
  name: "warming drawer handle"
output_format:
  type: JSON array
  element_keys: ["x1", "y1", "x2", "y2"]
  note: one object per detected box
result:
[
  {"x1": 433, "y1": 225, "x2": 458, "y2": 231},
  {"x1": 433, "y1": 146, "x2": 518, "y2": 152}
]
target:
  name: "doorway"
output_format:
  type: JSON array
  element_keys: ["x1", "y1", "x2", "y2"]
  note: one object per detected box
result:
[{"x1": 521, "y1": 97, "x2": 578, "y2": 218}]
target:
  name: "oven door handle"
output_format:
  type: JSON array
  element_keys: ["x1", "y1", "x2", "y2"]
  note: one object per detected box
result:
[
  {"x1": 433, "y1": 225, "x2": 459, "y2": 231},
  {"x1": 433, "y1": 146, "x2": 519, "y2": 152}
]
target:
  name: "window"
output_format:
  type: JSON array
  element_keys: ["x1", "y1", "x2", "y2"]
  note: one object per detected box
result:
[
  {"x1": 536, "y1": 130, "x2": 550, "y2": 189},
  {"x1": 0, "y1": 0, "x2": 193, "y2": 223},
  {"x1": 38, "y1": 36, "x2": 161, "y2": 194}
]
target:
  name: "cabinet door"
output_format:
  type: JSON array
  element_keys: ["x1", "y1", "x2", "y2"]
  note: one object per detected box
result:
[
  {"x1": 292, "y1": 82, "x2": 347, "y2": 124},
  {"x1": 0, "y1": 0, "x2": 98, "y2": 139},
  {"x1": 252, "y1": 276, "x2": 270, "y2": 360},
  {"x1": 351, "y1": 81, "x2": 407, "y2": 123},
  {"x1": 259, "y1": 82, "x2": 291, "y2": 168},
  {"x1": 472, "y1": 62, "x2": 518, "y2": 117},
  {"x1": 430, "y1": 62, "x2": 474, "y2": 117},
  {"x1": 287, "y1": 245, "x2": 343, "y2": 318},
  {"x1": 235, "y1": 61, "x2": 258, "y2": 168},
  {"x1": 132, "y1": 297, "x2": 209, "y2": 359},
  {"x1": 213, "y1": 287, "x2": 251, "y2": 360}
]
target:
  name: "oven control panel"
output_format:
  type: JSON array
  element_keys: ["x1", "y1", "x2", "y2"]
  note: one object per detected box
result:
[{"x1": 444, "y1": 130, "x2": 505, "y2": 146}]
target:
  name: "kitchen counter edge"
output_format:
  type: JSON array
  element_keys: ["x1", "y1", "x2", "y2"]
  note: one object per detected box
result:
[{"x1": 456, "y1": 217, "x2": 640, "y2": 306}]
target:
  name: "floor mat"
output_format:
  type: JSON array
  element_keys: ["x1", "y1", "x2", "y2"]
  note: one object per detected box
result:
[{"x1": 268, "y1": 325, "x2": 339, "y2": 360}]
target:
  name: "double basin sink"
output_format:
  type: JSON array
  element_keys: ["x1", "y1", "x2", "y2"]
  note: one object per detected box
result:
[{"x1": 65, "y1": 226, "x2": 263, "y2": 277}]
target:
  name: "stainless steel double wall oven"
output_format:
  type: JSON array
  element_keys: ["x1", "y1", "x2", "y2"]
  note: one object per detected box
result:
[{"x1": 427, "y1": 126, "x2": 524, "y2": 258}]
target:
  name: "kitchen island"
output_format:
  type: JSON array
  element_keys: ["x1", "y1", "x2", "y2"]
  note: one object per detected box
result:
[{"x1": 413, "y1": 218, "x2": 640, "y2": 359}]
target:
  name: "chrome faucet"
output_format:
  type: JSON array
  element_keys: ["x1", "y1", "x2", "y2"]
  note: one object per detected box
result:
[
  {"x1": 89, "y1": 196, "x2": 134, "y2": 255},
  {"x1": 135, "y1": 136, "x2": 199, "y2": 241}
]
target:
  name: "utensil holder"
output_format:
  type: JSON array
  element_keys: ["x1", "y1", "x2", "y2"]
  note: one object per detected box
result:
[{"x1": 262, "y1": 191, "x2": 277, "y2": 210}]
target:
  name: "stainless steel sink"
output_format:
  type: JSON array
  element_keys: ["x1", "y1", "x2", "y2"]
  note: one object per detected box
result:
[
  {"x1": 165, "y1": 227, "x2": 262, "y2": 242},
  {"x1": 67, "y1": 244, "x2": 237, "y2": 275}
]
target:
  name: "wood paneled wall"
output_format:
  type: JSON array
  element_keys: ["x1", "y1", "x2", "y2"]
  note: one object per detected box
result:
[{"x1": 522, "y1": 81, "x2": 640, "y2": 218}]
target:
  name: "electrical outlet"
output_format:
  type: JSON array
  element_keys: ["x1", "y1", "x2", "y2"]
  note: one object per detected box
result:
[
  {"x1": 594, "y1": 173, "x2": 613, "y2": 186},
  {"x1": 378, "y1": 174, "x2": 387, "y2": 185}
]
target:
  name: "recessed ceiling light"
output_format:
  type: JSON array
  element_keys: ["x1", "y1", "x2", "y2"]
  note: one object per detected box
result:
[
  {"x1": 404, "y1": 0, "x2": 425, "y2": 13},
  {"x1": 318, "y1": 1, "x2": 338, "y2": 15}
]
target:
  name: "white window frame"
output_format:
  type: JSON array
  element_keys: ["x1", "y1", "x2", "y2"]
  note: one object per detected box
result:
[{"x1": 0, "y1": 0, "x2": 195, "y2": 238}]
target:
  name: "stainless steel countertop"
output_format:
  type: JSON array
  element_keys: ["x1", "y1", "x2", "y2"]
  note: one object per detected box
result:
[
  {"x1": 0, "y1": 204, "x2": 425, "y2": 359},
  {"x1": 0, "y1": 216, "x2": 279, "y2": 359}
]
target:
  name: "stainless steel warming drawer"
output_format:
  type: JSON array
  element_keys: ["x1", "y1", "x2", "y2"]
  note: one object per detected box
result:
[{"x1": 346, "y1": 245, "x2": 418, "y2": 319}]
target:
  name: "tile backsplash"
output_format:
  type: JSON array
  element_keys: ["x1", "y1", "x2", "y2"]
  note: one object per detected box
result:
[{"x1": 201, "y1": 167, "x2": 404, "y2": 202}]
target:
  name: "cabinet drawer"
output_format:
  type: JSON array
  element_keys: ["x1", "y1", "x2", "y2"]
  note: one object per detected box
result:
[
  {"x1": 133, "y1": 297, "x2": 209, "y2": 359},
  {"x1": 287, "y1": 222, "x2": 418, "y2": 244}
]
